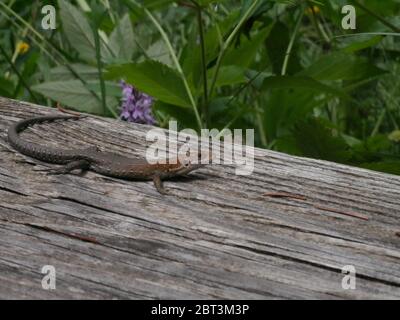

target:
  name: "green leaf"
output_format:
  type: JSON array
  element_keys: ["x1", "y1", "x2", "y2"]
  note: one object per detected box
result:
[
  {"x1": 261, "y1": 76, "x2": 352, "y2": 141},
  {"x1": 197, "y1": 0, "x2": 229, "y2": 6},
  {"x1": 355, "y1": 135, "x2": 392, "y2": 154},
  {"x1": 299, "y1": 52, "x2": 386, "y2": 81},
  {"x1": 359, "y1": 161, "x2": 400, "y2": 175},
  {"x1": 14, "y1": 52, "x2": 39, "y2": 98},
  {"x1": 207, "y1": 97, "x2": 248, "y2": 129},
  {"x1": 108, "y1": 14, "x2": 135, "y2": 60},
  {"x1": 264, "y1": 89, "x2": 316, "y2": 140},
  {"x1": 0, "y1": 77, "x2": 14, "y2": 97},
  {"x1": 274, "y1": 135, "x2": 302, "y2": 156},
  {"x1": 261, "y1": 76, "x2": 349, "y2": 98},
  {"x1": 142, "y1": 0, "x2": 176, "y2": 10},
  {"x1": 86, "y1": 81, "x2": 122, "y2": 98},
  {"x1": 49, "y1": 64, "x2": 99, "y2": 81},
  {"x1": 223, "y1": 26, "x2": 272, "y2": 68},
  {"x1": 106, "y1": 61, "x2": 191, "y2": 108},
  {"x1": 58, "y1": 0, "x2": 106, "y2": 62},
  {"x1": 293, "y1": 118, "x2": 352, "y2": 163},
  {"x1": 265, "y1": 21, "x2": 301, "y2": 75},
  {"x1": 342, "y1": 36, "x2": 383, "y2": 53},
  {"x1": 145, "y1": 39, "x2": 172, "y2": 66},
  {"x1": 351, "y1": 135, "x2": 393, "y2": 164},
  {"x1": 181, "y1": 9, "x2": 240, "y2": 88},
  {"x1": 32, "y1": 80, "x2": 117, "y2": 115},
  {"x1": 153, "y1": 101, "x2": 197, "y2": 128},
  {"x1": 206, "y1": 65, "x2": 246, "y2": 88},
  {"x1": 244, "y1": 69, "x2": 273, "y2": 90}
]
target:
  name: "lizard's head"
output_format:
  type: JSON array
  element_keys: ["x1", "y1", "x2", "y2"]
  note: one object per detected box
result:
[
  {"x1": 175, "y1": 160, "x2": 205, "y2": 175},
  {"x1": 159, "y1": 155, "x2": 208, "y2": 178},
  {"x1": 161, "y1": 161, "x2": 203, "y2": 178}
]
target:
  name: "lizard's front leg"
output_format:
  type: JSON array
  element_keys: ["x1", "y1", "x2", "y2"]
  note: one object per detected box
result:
[
  {"x1": 152, "y1": 175, "x2": 168, "y2": 195},
  {"x1": 42, "y1": 159, "x2": 90, "y2": 175}
]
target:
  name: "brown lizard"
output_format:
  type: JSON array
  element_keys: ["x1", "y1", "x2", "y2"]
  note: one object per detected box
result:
[{"x1": 7, "y1": 114, "x2": 205, "y2": 194}]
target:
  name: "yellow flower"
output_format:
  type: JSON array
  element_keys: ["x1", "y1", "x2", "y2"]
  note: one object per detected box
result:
[
  {"x1": 306, "y1": 5, "x2": 320, "y2": 15},
  {"x1": 16, "y1": 41, "x2": 30, "y2": 54},
  {"x1": 388, "y1": 130, "x2": 400, "y2": 143}
]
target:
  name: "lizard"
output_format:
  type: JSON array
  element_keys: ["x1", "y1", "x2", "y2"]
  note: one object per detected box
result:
[{"x1": 7, "y1": 114, "x2": 205, "y2": 194}]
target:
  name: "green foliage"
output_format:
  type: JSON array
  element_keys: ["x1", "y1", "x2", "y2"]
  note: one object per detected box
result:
[
  {"x1": 299, "y1": 52, "x2": 386, "y2": 81},
  {"x1": 359, "y1": 161, "x2": 400, "y2": 175},
  {"x1": 32, "y1": 80, "x2": 118, "y2": 115},
  {"x1": 1, "y1": 0, "x2": 400, "y2": 176},
  {"x1": 107, "y1": 61, "x2": 191, "y2": 107},
  {"x1": 261, "y1": 76, "x2": 349, "y2": 98},
  {"x1": 293, "y1": 118, "x2": 352, "y2": 163},
  {"x1": 0, "y1": 77, "x2": 14, "y2": 97},
  {"x1": 108, "y1": 14, "x2": 136, "y2": 61},
  {"x1": 58, "y1": 0, "x2": 102, "y2": 63},
  {"x1": 223, "y1": 25, "x2": 272, "y2": 67},
  {"x1": 206, "y1": 65, "x2": 247, "y2": 88},
  {"x1": 265, "y1": 21, "x2": 300, "y2": 75}
]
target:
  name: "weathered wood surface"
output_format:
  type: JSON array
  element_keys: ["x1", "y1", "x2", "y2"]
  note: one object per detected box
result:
[{"x1": 0, "y1": 96, "x2": 399, "y2": 300}]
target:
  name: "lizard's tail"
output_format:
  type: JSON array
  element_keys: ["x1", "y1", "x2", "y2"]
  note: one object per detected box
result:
[
  {"x1": 9, "y1": 114, "x2": 83, "y2": 135},
  {"x1": 7, "y1": 115, "x2": 85, "y2": 163}
]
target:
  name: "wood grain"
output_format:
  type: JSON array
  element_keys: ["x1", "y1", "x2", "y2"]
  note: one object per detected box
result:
[{"x1": 0, "y1": 96, "x2": 399, "y2": 299}]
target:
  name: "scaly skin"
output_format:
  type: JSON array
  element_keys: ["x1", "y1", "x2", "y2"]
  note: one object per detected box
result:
[{"x1": 7, "y1": 115, "x2": 204, "y2": 194}]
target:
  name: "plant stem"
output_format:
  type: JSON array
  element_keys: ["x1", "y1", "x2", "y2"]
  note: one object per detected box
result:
[
  {"x1": 215, "y1": 65, "x2": 270, "y2": 137},
  {"x1": 92, "y1": 16, "x2": 107, "y2": 115},
  {"x1": 227, "y1": 65, "x2": 269, "y2": 106},
  {"x1": 0, "y1": 42, "x2": 38, "y2": 102},
  {"x1": 255, "y1": 99, "x2": 267, "y2": 147},
  {"x1": 208, "y1": 0, "x2": 260, "y2": 98},
  {"x1": 147, "y1": 10, "x2": 202, "y2": 129},
  {"x1": 207, "y1": 4, "x2": 223, "y2": 49},
  {"x1": 334, "y1": 32, "x2": 400, "y2": 39},
  {"x1": 0, "y1": 2, "x2": 56, "y2": 62},
  {"x1": 306, "y1": 1, "x2": 330, "y2": 44},
  {"x1": 371, "y1": 109, "x2": 386, "y2": 137},
  {"x1": 124, "y1": 0, "x2": 202, "y2": 129},
  {"x1": 281, "y1": 7, "x2": 304, "y2": 76},
  {"x1": 0, "y1": 2, "x2": 107, "y2": 111},
  {"x1": 101, "y1": 0, "x2": 116, "y2": 24},
  {"x1": 352, "y1": 0, "x2": 400, "y2": 33},
  {"x1": 194, "y1": 2, "x2": 209, "y2": 126}
]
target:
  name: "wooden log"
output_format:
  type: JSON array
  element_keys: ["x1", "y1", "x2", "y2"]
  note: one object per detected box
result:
[{"x1": 0, "y1": 96, "x2": 399, "y2": 299}]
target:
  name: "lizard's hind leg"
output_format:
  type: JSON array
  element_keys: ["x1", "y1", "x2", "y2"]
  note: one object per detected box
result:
[{"x1": 42, "y1": 159, "x2": 90, "y2": 175}]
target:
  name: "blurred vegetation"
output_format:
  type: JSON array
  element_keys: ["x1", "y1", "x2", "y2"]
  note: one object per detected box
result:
[{"x1": 1, "y1": 0, "x2": 400, "y2": 174}]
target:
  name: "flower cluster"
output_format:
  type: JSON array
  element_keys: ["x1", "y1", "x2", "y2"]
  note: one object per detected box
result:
[
  {"x1": 305, "y1": 5, "x2": 320, "y2": 15},
  {"x1": 120, "y1": 80, "x2": 156, "y2": 125},
  {"x1": 17, "y1": 41, "x2": 30, "y2": 55}
]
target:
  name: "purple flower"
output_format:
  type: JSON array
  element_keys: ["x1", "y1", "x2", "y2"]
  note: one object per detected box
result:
[{"x1": 120, "y1": 80, "x2": 156, "y2": 125}]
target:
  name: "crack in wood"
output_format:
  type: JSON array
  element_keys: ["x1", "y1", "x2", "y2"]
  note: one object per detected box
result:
[{"x1": 228, "y1": 242, "x2": 400, "y2": 287}]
